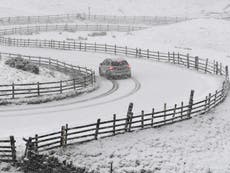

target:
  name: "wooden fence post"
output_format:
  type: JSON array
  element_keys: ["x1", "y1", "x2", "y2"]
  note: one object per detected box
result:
[
  {"x1": 12, "y1": 83, "x2": 15, "y2": 99},
  {"x1": 187, "y1": 90, "x2": 194, "y2": 118},
  {"x1": 151, "y1": 108, "x2": 154, "y2": 126},
  {"x1": 73, "y1": 79, "x2": 76, "y2": 90},
  {"x1": 39, "y1": 56, "x2": 41, "y2": 66},
  {"x1": 95, "y1": 119, "x2": 101, "y2": 140},
  {"x1": 25, "y1": 137, "x2": 33, "y2": 159},
  {"x1": 94, "y1": 42, "x2": 96, "y2": 52},
  {"x1": 113, "y1": 114, "x2": 116, "y2": 135},
  {"x1": 213, "y1": 60, "x2": 216, "y2": 74},
  {"x1": 164, "y1": 103, "x2": 166, "y2": 123},
  {"x1": 141, "y1": 110, "x2": 144, "y2": 128},
  {"x1": 208, "y1": 93, "x2": 211, "y2": 110},
  {"x1": 172, "y1": 104, "x2": 177, "y2": 121},
  {"x1": 222, "y1": 82, "x2": 226, "y2": 99},
  {"x1": 173, "y1": 52, "x2": 175, "y2": 64},
  {"x1": 157, "y1": 51, "x2": 160, "y2": 61},
  {"x1": 195, "y1": 56, "x2": 199, "y2": 70},
  {"x1": 114, "y1": 45, "x2": 116, "y2": 55},
  {"x1": 168, "y1": 52, "x2": 170, "y2": 62},
  {"x1": 37, "y1": 82, "x2": 40, "y2": 96},
  {"x1": 220, "y1": 63, "x2": 222, "y2": 75},
  {"x1": 65, "y1": 124, "x2": 68, "y2": 145},
  {"x1": 48, "y1": 58, "x2": 51, "y2": 69},
  {"x1": 34, "y1": 134, "x2": 38, "y2": 153},
  {"x1": 84, "y1": 76, "x2": 87, "y2": 87},
  {"x1": 125, "y1": 102, "x2": 133, "y2": 132},
  {"x1": 60, "y1": 80, "x2": 63, "y2": 93},
  {"x1": 225, "y1": 66, "x2": 229, "y2": 79},
  {"x1": 105, "y1": 44, "x2": 107, "y2": 52},
  {"x1": 128, "y1": 112, "x2": 133, "y2": 132},
  {"x1": 135, "y1": 48, "x2": 138, "y2": 58},
  {"x1": 203, "y1": 96, "x2": 208, "y2": 113},
  {"x1": 187, "y1": 54, "x2": 190, "y2": 68},
  {"x1": 125, "y1": 46, "x2": 127, "y2": 56},
  {"x1": 147, "y1": 49, "x2": 149, "y2": 59},
  {"x1": 60, "y1": 125, "x2": 65, "y2": 147},
  {"x1": 10, "y1": 136, "x2": 16, "y2": 162},
  {"x1": 177, "y1": 53, "x2": 180, "y2": 64},
  {"x1": 180, "y1": 101, "x2": 184, "y2": 119},
  {"x1": 214, "y1": 90, "x2": 217, "y2": 105},
  {"x1": 216, "y1": 62, "x2": 219, "y2": 75},
  {"x1": 205, "y1": 59, "x2": 208, "y2": 73}
]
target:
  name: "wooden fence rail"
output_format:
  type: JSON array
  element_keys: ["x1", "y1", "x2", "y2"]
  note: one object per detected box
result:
[
  {"x1": 0, "y1": 52, "x2": 96, "y2": 100},
  {"x1": 26, "y1": 77, "x2": 229, "y2": 153},
  {"x1": 0, "y1": 136, "x2": 16, "y2": 162},
  {"x1": 0, "y1": 23, "x2": 225, "y2": 78},
  {"x1": 0, "y1": 13, "x2": 190, "y2": 26},
  {"x1": 0, "y1": 24, "x2": 146, "y2": 36},
  {"x1": 0, "y1": 37, "x2": 226, "y2": 77}
]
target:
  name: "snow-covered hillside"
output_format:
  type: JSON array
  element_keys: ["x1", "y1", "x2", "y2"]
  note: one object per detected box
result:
[
  {"x1": 0, "y1": 0, "x2": 230, "y2": 173},
  {"x1": 0, "y1": 0, "x2": 230, "y2": 18}
]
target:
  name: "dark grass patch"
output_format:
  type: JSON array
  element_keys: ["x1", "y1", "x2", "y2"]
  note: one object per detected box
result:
[{"x1": 5, "y1": 57, "x2": 39, "y2": 74}]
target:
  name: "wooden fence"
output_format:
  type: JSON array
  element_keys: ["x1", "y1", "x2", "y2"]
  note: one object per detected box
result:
[
  {"x1": 0, "y1": 37, "x2": 227, "y2": 77},
  {"x1": 8, "y1": 25, "x2": 228, "y2": 154},
  {"x1": 0, "y1": 13, "x2": 190, "y2": 26},
  {"x1": 0, "y1": 19, "x2": 228, "y2": 159},
  {"x1": 0, "y1": 24, "x2": 227, "y2": 77},
  {"x1": 26, "y1": 79, "x2": 229, "y2": 153},
  {"x1": 0, "y1": 52, "x2": 96, "y2": 100},
  {"x1": 0, "y1": 24, "x2": 146, "y2": 36},
  {"x1": 0, "y1": 136, "x2": 16, "y2": 162}
]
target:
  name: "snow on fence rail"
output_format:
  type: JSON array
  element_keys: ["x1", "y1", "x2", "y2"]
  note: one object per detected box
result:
[
  {"x1": 0, "y1": 52, "x2": 96, "y2": 100},
  {"x1": 0, "y1": 136, "x2": 16, "y2": 162},
  {"x1": 0, "y1": 13, "x2": 189, "y2": 26}
]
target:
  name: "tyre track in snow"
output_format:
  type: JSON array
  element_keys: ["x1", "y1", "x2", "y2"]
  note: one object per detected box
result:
[
  {"x1": 78, "y1": 77, "x2": 141, "y2": 109},
  {"x1": 0, "y1": 79, "x2": 119, "y2": 113},
  {"x1": 0, "y1": 78, "x2": 140, "y2": 116}
]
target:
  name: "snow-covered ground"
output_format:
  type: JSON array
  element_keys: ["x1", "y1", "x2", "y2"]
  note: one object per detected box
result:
[
  {"x1": 0, "y1": 57, "x2": 70, "y2": 85},
  {"x1": 0, "y1": 0, "x2": 230, "y2": 172},
  {"x1": 54, "y1": 99, "x2": 230, "y2": 173}
]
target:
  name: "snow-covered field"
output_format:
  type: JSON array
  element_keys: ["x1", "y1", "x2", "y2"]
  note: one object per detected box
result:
[{"x1": 0, "y1": 0, "x2": 230, "y2": 172}]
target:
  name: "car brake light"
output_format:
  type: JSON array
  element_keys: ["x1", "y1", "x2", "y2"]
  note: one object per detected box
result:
[
  {"x1": 109, "y1": 66, "x2": 114, "y2": 70},
  {"x1": 128, "y1": 64, "x2": 131, "y2": 68}
]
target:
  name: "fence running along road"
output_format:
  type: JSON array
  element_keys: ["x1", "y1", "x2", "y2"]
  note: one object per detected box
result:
[
  {"x1": 0, "y1": 52, "x2": 96, "y2": 100},
  {"x1": 0, "y1": 136, "x2": 16, "y2": 162}
]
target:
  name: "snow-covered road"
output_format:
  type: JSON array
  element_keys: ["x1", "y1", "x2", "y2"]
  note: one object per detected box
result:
[{"x1": 0, "y1": 45, "x2": 222, "y2": 140}]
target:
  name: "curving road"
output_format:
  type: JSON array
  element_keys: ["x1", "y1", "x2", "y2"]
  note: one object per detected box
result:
[
  {"x1": 0, "y1": 77, "x2": 141, "y2": 117},
  {"x1": 0, "y1": 16, "x2": 222, "y2": 138}
]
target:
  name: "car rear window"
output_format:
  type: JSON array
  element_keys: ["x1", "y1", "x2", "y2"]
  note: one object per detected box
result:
[{"x1": 111, "y1": 61, "x2": 128, "y2": 66}]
